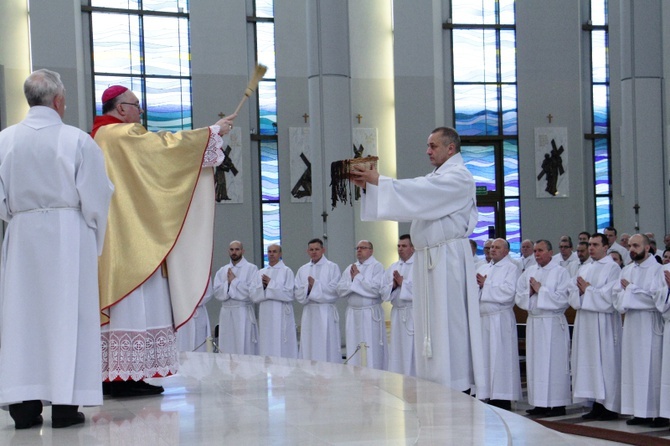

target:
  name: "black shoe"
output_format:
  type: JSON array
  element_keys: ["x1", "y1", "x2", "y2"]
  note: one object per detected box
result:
[
  {"x1": 52, "y1": 412, "x2": 85, "y2": 428},
  {"x1": 110, "y1": 380, "x2": 164, "y2": 397},
  {"x1": 581, "y1": 410, "x2": 599, "y2": 420},
  {"x1": 488, "y1": 399, "x2": 512, "y2": 410},
  {"x1": 597, "y1": 408, "x2": 619, "y2": 421},
  {"x1": 582, "y1": 402, "x2": 605, "y2": 420},
  {"x1": 650, "y1": 417, "x2": 670, "y2": 428},
  {"x1": 545, "y1": 406, "x2": 566, "y2": 417},
  {"x1": 9, "y1": 400, "x2": 43, "y2": 429},
  {"x1": 526, "y1": 407, "x2": 549, "y2": 416},
  {"x1": 626, "y1": 417, "x2": 652, "y2": 425}
]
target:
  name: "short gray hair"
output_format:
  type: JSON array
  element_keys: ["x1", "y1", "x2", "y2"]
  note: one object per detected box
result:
[{"x1": 24, "y1": 69, "x2": 65, "y2": 107}]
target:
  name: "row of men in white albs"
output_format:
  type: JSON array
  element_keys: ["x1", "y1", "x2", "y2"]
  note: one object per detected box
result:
[
  {"x1": 177, "y1": 236, "x2": 416, "y2": 376},
  {"x1": 474, "y1": 230, "x2": 670, "y2": 426}
]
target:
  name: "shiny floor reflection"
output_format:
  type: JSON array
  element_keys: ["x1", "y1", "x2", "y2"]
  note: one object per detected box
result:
[{"x1": 2, "y1": 352, "x2": 600, "y2": 445}]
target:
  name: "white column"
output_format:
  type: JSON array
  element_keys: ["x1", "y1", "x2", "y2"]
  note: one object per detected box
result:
[{"x1": 618, "y1": 0, "x2": 665, "y2": 233}]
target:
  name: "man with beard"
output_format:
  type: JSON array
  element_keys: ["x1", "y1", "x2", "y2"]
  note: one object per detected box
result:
[
  {"x1": 614, "y1": 234, "x2": 667, "y2": 427},
  {"x1": 576, "y1": 241, "x2": 592, "y2": 271},
  {"x1": 569, "y1": 233, "x2": 622, "y2": 420},
  {"x1": 516, "y1": 240, "x2": 571, "y2": 417},
  {"x1": 214, "y1": 241, "x2": 262, "y2": 354}
]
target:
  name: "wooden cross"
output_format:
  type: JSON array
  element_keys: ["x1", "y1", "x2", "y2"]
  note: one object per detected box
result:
[
  {"x1": 218, "y1": 112, "x2": 226, "y2": 118},
  {"x1": 356, "y1": 114, "x2": 363, "y2": 124},
  {"x1": 547, "y1": 113, "x2": 553, "y2": 123},
  {"x1": 302, "y1": 113, "x2": 309, "y2": 123}
]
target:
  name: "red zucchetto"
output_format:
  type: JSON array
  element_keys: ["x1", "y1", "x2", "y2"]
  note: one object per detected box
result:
[{"x1": 101, "y1": 85, "x2": 129, "y2": 104}]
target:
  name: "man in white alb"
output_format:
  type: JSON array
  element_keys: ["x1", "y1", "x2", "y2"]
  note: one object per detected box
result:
[
  {"x1": 337, "y1": 240, "x2": 386, "y2": 369},
  {"x1": 516, "y1": 240, "x2": 571, "y2": 417},
  {"x1": 294, "y1": 238, "x2": 342, "y2": 363},
  {"x1": 569, "y1": 233, "x2": 622, "y2": 421},
  {"x1": 476, "y1": 238, "x2": 521, "y2": 410},
  {"x1": 213, "y1": 241, "x2": 262, "y2": 355},
  {"x1": 553, "y1": 236, "x2": 580, "y2": 277},
  {"x1": 351, "y1": 126, "x2": 484, "y2": 393},
  {"x1": 614, "y1": 234, "x2": 667, "y2": 427},
  {"x1": 381, "y1": 234, "x2": 416, "y2": 376},
  {"x1": 257, "y1": 244, "x2": 298, "y2": 358}
]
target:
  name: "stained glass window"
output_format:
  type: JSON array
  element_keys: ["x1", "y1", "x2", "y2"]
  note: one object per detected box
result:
[
  {"x1": 251, "y1": 0, "x2": 279, "y2": 265},
  {"x1": 87, "y1": 3, "x2": 191, "y2": 133},
  {"x1": 451, "y1": 0, "x2": 520, "y2": 251},
  {"x1": 588, "y1": 1, "x2": 612, "y2": 230}
]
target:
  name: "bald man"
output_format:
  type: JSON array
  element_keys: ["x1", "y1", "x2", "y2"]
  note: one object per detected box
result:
[
  {"x1": 337, "y1": 240, "x2": 386, "y2": 369},
  {"x1": 614, "y1": 234, "x2": 666, "y2": 427},
  {"x1": 214, "y1": 241, "x2": 262, "y2": 355},
  {"x1": 476, "y1": 239, "x2": 521, "y2": 410}
]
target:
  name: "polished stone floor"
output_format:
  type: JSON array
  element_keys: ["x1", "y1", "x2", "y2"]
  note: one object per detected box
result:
[{"x1": 1, "y1": 352, "x2": 623, "y2": 445}]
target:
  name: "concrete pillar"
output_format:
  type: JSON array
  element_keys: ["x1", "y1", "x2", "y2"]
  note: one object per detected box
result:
[
  {"x1": 618, "y1": 0, "x2": 665, "y2": 233},
  {"x1": 306, "y1": 0, "x2": 354, "y2": 267}
]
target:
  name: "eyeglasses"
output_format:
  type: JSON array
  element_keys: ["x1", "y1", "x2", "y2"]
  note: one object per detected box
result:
[
  {"x1": 119, "y1": 102, "x2": 143, "y2": 111},
  {"x1": 356, "y1": 246, "x2": 371, "y2": 250}
]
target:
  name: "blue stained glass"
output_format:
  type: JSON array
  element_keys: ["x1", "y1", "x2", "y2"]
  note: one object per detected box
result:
[
  {"x1": 595, "y1": 196, "x2": 612, "y2": 231},
  {"x1": 262, "y1": 203, "x2": 281, "y2": 266},
  {"x1": 593, "y1": 84, "x2": 609, "y2": 134},
  {"x1": 257, "y1": 23, "x2": 276, "y2": 79},
  {"x1": 594, "y1": 138, "x2": 610, "y2": 195},
  {"x1": 261, "y1": 141, "x2": 279, "y2": 200},
  {"x1": 591, "y1": 0, "x2": 607, "y2": 26},
  {"x1": 500, "y1": 30, "x2": 516, "y2": 82},
  {"x1": 503, "y1": 140, "x2": 519, "y2": 196},
  {"x1": 143, "y1": 16, "x2": 190, "y2": 76},
  {"x1": 452, "y1": 30, "x2": 497, "y2": 83},
  {"x1": 145, "y1": 77, "x2": 192, "y2": 132},
  {"x1": 471, "y1": 206, "x2": 495, "y2": 257},
  {"x1": 452, "y1": 0, "x2": 496, "y2": 24},
  {"x1": 592, "y1": 31, "x2": 608, "y2": 83},
  {"x1": 258, "y1": 81, "x2": 277, "y2": 135},
  {"x1": 504, "y1": 198, "x2": 520, "y2": 252},
  {"x1": 92, "y1": 13, "x2": 142, "y2": 74},
  {"x1": 501, "y1": 84, "x2": 517, "y2": 134},
  {"x1": 454, "y1": 84, "x2": 499, "y2": 136},
  {"x1": 462, "y1": 145, "x2": 496, "y2": 192},
  {"x1": 256, "y1": 0, "x2": 274, "y2": 18}
]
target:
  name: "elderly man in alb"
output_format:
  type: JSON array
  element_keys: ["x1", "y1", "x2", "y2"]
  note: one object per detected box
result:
[
  {"x1": 92, "y1": 85, "x2": 236, "y2": 397},
  {"x1": 614, "y1": 234, "x2": 667, "y2": 427},
  {"x1": 516, "y1": 240, "x2": 571, "y2": 417},
  {"x1": 351, "y1": 126, "x2": 484, "y2": 393},
  {"x1": 0, "y1": 70, "x2": 113, "y2": 428},
  {"x1": 476, "y1": 238, "x2": 521, "y2": 410},
  {"x1": 337, "y1": 240, "x2": 386, "y2": 369},
  {"x1": 569, "y1": 233, "x2": 622, "y2": 421}
]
